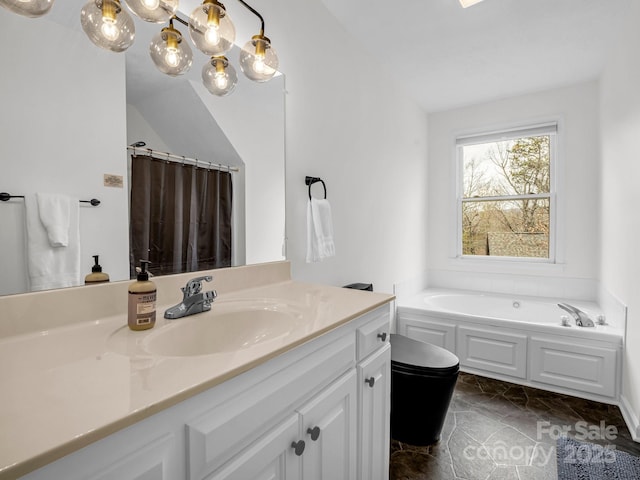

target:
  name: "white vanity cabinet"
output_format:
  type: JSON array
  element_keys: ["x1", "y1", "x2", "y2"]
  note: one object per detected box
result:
[
  {"x1": 17, "y1": 304, "x2": 391, "y2": 480},
  {"x1": 188, "y1": 332, "x2": 358, "y2": 480},
  {"x1": 298, "y1": 370, "x2": 358, "y2": 480},
  {"x1": 209, "y1": 370, "x2": 357, "y2": 480},
  {"x1": 356, "y1": 308, "x2": 391, "y2": 480}
]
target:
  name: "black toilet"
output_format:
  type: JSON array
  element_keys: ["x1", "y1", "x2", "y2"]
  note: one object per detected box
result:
[{"x1": 390, "y1": 334, "x2": 459, "y2": 445}]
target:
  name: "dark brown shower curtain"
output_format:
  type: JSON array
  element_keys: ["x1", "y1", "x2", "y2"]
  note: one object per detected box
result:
[{"x1": 129, "y1": 155, "x2": 233, "y2": 277}]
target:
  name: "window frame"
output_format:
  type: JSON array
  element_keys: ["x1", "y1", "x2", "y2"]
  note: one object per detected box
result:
[{"x1": 454, "y1": 121, "x2": 560, "y2": 264}]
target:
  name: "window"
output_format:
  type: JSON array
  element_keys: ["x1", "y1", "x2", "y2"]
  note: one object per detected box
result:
[{"x1": 456, "y1": 123, "x2": 557, "y2": 260}]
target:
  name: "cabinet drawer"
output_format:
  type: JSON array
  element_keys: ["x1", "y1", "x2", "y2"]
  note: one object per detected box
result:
[
  {"x1": 187, "y1": 333, "x2": 355, "y2": 480},
  {"x1": 530, "y1": 337, "x2": 618, "y2": 397},
  {"x1": 356, "y1": 308, "x2": 390, "y2": 362},
  {"x1": 457, "y1": 325, "x2": 527, "y2": 379}
]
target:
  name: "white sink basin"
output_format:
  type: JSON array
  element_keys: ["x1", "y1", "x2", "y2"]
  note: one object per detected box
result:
[{"x1": 143, "y1": 300, "x2": 306, "y2": 357}]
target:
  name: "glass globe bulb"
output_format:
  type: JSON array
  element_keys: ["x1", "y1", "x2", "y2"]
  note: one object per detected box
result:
[
  {"x1": 80, "y1": 0, "x2": 135, "y2": 53},
  {"x1": 239, "y1": 35, "x2": 278, "y2": 82},
  {"x1": 124, "y1": 0, "x2": 177, "y2": 23},
  {"x1": 0, "y1": 0, "x2": 54, "y2": 17},
  {"x1": 202, "y1": 56, "x2": 237, "y2": 97},
  {"x1": 149, "y1": 24, "x2": 193, "y2": 76},
  {"x1": 189, "y1": 0, "x2": 235, "y2": 56}
]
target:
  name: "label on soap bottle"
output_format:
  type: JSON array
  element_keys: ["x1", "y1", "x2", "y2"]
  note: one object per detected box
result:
[{"x1": 128, "y1": 292, "x2": 157, "y2": 329}]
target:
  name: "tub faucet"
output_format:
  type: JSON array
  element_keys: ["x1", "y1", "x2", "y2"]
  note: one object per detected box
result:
[
  {"x1": 557, "y1": 303, "x2": 595, "y2": 327},
  {"x1": 164, "y1": 275, "x2": 217, "y2": 319}
]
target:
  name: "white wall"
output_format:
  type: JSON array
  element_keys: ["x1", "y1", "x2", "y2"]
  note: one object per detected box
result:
[
  {"x1": 262, "y1": 0, "x2": 430, "y2": 294},
  {"x1": 0, "y1": 10, "x2": 130, "y2": 295},
  {"x1": 426, "y1": 82, "x2": 601, "y2": 299},
  {"x1": 599, "y1": 0, "x2": 640, "y2": 439}
]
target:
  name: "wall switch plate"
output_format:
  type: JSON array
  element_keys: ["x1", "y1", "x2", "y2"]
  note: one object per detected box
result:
[{"x1": 104, "y1": 174, "x2": 124, "y2": 188}]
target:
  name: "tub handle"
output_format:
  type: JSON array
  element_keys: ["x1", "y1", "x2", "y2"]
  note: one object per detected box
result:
[
  {"x1": 377, "y1": 332, "x2": 387, "y2": 342},
  {"x1": 365, "y1": 377, "x2": 376, "y2": 388}
]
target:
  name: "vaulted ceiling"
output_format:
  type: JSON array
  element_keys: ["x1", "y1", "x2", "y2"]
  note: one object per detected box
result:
[{"x1": 322, "y1": 0, "x2": 628, "y2": 112}]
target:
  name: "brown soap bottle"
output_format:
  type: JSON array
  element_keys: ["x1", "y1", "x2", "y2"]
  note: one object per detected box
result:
[
  {"x1": 85, "y1": 255, "x2": 110, "y2": 284},
  {"x1": 128, "y1": 260, "x2": 157, "y2": 331}
]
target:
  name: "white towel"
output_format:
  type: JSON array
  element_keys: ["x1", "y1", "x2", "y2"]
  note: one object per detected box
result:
[
  {"x1": 37, "y1": 193, "x2": 70, "y2": 247},
  {"x1": 24, "y1": 194, "x2": 81, "y2": 291},
  {"x1": 306, "y1": 198, "x2": 335, "y2": 263}
]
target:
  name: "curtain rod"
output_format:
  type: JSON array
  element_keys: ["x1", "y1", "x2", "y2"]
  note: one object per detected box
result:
[{"x1": 127, "y1": 145, "x2": 240, "y2": 173}]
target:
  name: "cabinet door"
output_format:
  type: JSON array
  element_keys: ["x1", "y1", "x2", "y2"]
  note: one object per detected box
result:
[
  {"x1": 206, "y1": 414, "x2": 302, "y2": 480},
  {"x1": 357, "y1": 344, "x2": 391, "y2": 480},
  {"x1": 297, "y1": 370, "x2": 357, "y2": 480}
]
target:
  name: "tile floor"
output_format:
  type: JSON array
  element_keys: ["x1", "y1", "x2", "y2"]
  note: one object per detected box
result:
[{"x1": 389, "y1": 373, "x2": 640, "y2": 480}]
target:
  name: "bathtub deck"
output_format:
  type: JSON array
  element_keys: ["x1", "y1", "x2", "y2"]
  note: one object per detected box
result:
[{"x1": 397, "y1": 288, "x2": 624, "y2": 404}]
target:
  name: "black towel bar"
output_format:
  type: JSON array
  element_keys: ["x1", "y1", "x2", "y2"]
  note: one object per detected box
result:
[
  {"x1": 0, "y1": 192, "x2": 101, "y2": 206},
  {"x1": 305, "y1": 176, "x2": 327, "y2": 201}
]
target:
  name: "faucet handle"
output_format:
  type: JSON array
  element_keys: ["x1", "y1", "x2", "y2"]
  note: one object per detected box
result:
[{"x1": 182, "y1": 275, "x2": 213, "y2": 298}]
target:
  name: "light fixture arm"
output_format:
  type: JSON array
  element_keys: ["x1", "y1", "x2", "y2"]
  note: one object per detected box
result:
[
  {"x1": 235, "y1": 0, "x2": 265, "y2": 35},
  {"x1": 172, "y1": 14, "x2": 189, "y2": 28},
  {"x1": 152, "y1": 0, "x2": 269, "y2": 38}
]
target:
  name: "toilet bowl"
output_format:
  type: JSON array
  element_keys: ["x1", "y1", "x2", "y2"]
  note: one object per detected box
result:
[{"x1": 390, "y1": 334, "x2": 459, "y2": 445}]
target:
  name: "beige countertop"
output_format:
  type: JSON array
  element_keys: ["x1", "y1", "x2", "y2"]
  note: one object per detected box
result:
[{"x1": 0, "y1": 265, "x2": 393, "y2": 479}]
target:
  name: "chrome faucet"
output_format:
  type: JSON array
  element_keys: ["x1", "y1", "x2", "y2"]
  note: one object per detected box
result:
[
  {"x1": 164, "y1": 275, "x2": 217, "y2": 319},
  {"x1": 557, "y1": 303, "x2": 595, "y2": 327}
]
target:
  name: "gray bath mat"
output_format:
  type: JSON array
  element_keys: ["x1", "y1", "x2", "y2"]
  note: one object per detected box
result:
[{"x1": 557, "y1": 435, "x2": 640, "y2": 480}]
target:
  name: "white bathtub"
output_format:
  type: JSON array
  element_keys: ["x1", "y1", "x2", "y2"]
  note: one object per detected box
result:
[{"x1": 396, "y1": 289, "x2": 624, "y2": 402}]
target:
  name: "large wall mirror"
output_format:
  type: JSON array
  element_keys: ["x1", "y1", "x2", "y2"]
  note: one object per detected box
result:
[{"x1": 0, "y1": 2, "x2": 286, "y2": 296}]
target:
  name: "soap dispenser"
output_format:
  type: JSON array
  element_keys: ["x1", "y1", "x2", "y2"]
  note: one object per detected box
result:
[
  {"x1": 128, "y1": 260, "x2": 157, "y2": 331},
  {"x1": 85, "y1": 255, "x2": 110, "y2": 284}
]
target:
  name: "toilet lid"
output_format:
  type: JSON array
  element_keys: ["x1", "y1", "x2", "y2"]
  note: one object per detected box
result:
[{"x1": 390, "y1": 334, "x2": 459, "y2": 369}]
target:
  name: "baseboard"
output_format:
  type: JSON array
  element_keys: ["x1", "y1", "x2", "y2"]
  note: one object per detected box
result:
[{"x1": 619, "y1": 394, "x2": 640, "y2": 442}]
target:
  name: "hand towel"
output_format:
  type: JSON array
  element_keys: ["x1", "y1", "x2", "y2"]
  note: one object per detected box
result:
[
  {"x1": 25, "y1": 194, "x2": 81, "y2": 291},
  {"x1": 36, "y1": 192, "x2": 70, "y2": 247},
  {"x1": 306, "y1": 198, "x2": 335, "y2": 263}
]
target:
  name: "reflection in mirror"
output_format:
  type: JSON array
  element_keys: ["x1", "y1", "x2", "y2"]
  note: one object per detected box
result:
[{"x1": 0, "y1": 2, "x2": 285, "y2": 296}]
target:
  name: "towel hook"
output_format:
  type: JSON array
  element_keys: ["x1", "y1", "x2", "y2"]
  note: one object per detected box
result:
[{"x1": 305, "y1": 176, "x2": 327, "y2": 201}]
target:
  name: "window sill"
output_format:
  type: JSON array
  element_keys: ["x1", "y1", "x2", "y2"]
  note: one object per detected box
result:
[{"x1": 447, "y1": 255, "x2": 567, "y2": 275}]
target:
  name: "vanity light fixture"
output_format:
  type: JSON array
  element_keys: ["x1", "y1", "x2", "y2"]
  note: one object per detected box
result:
[
  {"x1": 459, "y1": 0, "x2": 485, "y2": 7},
  {"x1": 1, "y1": 0, "x2": 280, "y2": 95},
  {"x1": 189, "y1": 0, "x2": 236, "y2": 56},
  {"x1": 80, "y1": 0, "x2": 136, "y2": 52},
  {"x1": 202, "y1": 56, "x2": 238, "y2": 96},
  {"x1": 237, "y1": 0, "x2": 278, "y2": 82},
  {"x1": 125, "y1": 0, "x2": 177, "y2": 23},
  {"x1": 149, "y1": 17, "x2": 193, "y2": 76},
  {"x1": 0, "y1": 0, "x2": 54, "y2": 18}
]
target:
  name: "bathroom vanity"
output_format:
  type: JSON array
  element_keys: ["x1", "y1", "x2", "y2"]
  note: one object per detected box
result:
[{"x1": 0, "y1": 262, "x2": 393, "y2": 480}]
